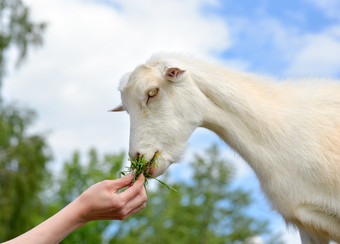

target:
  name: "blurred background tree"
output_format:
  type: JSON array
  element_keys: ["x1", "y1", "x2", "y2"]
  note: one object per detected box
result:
[
  {"x1": 107, "y1": 145, "x2": 283, "y2": 244},
  {"x1": 0, "y1": 1, "x2": 284, "y2": 243},
  {"x1": 43, "y1": 149, "x2": 125, "y2": 243},
  {"x1": 0, "y1": 104, "x2": 51, "y2": 240},
  {"x1": 42, "y1": 146, "x2": 284, "y2": 244},
  {"x1": 48, "y1": 145, "x2": 283, "y2": 243},
  {"x1": 0, "y1": 0, "x2": 46, "y2": 87},
  {"x1": 0, "y1": 0, "x2": 48, "y2": 241}
]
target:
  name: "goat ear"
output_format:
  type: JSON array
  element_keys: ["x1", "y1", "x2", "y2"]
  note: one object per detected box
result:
[
  {"x1": 165, "y1": 67, "x2": 185, "y2": 82},
  {"x1": 109, "y1": 105, "x2": 125, "y2": 112}
]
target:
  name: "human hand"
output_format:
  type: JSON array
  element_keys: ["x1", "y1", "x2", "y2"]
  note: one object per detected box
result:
[
  {"x1": 2, "y1": 174, "x2": 147, "y2": 244},
  {"x1": 75, "y1": 173, "x2": 147, "y2": 224}
]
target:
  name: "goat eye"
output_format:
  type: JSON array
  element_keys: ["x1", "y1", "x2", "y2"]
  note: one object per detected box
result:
[{"x1": 148, "y1": 88, "x2": 158, "y2": 97}]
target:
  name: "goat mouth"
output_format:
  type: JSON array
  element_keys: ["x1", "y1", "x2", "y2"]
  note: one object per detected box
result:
[
  {"x1": 145, "y1": 166, "x2": 156, "y2": 177},
  {"x1": 143, "y1": 151, "x2": 161, "y2": 178}
]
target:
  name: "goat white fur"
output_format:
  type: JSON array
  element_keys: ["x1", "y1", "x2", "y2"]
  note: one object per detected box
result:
[{"x1": 112, "y1": 53, "x2": 340, "y2": 243}]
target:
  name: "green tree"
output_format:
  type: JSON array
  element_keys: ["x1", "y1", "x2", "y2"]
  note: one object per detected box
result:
[
  {"x1": 0, "y1": 0, "x2": 48, "y2": 241},
  {"x1": 0, "y1": 0, "x2": 46, "y2": 87},
  {"x1": 36, "y1": 145, "x2": 282, "y2": 243},
  {"x1": 0, "y1": 104, "x2": 51, "y2": 241},
  {"x1": 44, "y1": 148, "x2": 126, "y2": 243},
  {"x1": 110, "y1": 145, "x2": 283, "y2": 244}
]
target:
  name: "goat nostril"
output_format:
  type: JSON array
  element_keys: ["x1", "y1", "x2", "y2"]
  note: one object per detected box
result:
[{"x1": 136, "y1": 152, "x2": 140, "y2": 159}]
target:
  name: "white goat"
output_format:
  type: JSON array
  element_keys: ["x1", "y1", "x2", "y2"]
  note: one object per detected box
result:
[{"x1": 112, "y1": 53, "x2": 340, "y2": 243}]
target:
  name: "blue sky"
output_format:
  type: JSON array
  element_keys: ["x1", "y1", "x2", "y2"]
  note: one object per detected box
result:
[
  {"x1": 206, "y1": 0, "x2": 340, "y2": 77},
  {"x1": 208, "y1": 0, "x2": 335, "y2": 32},
  {"x1": 170, "y1": 0, "x2": 340, "y2": 242},
  {"x1": 4, "y1": 0, "x2": 340, "y2": 243}
]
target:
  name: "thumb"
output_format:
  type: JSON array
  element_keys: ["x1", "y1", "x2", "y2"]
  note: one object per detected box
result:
[{"x1": 112, "y1": 174, "x2": 135, "y2": 192}]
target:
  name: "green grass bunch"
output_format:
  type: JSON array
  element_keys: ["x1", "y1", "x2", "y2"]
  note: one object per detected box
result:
[{"x1": 120, "y1": 152, "x2": 177, "y2": 191}]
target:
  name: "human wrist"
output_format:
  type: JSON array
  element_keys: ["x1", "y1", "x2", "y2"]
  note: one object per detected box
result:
[
  {"x1": 38, "y1": 199, "x2": 88, "y2": 243},
  {"x1": 70, "y1": 196, "x2": 91, "y2": 226}
]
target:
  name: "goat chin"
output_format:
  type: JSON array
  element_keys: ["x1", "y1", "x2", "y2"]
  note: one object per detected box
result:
[
  {"x1": 114, "y1": 53, "x2": 340, "y2": 243},
  {"x1": 147, "y1": 166, "x2": 159, "y2": 178},
  {"x1": 150, "y1": 160, "x2": 171, "y2": 178}
]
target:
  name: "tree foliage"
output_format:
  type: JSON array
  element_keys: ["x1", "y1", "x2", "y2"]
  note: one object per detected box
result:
[
  {"x1": 0, "y1": 1, "x2": 48, "y2": 241},
  {"x1": 45, "y1": 149, "x2": 126, "y2": 243},
  {"x1": 0, "y1": 2, "x2": 284, "y2": 243},
  {"x1": 110, "y1": 145, "x2": 283, "y2": 244},
  {"x1": 44, "y1": 146, "x2": 283, "y2": 244},
  {"x1": 0, "y1": 103, "x2": 51, "y2": 241},
  {"x1": 0, "y1": 0, "x2": 46, "y2": 86}
]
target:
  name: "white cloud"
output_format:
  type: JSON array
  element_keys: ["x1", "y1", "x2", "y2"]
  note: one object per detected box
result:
[
  {"x1": 286, "y1": 26, "x2": 340, "y2": 77},
  {"x1": 304, "y1": 0, "x2": 340, "y2": 19},
  {"x1": 245, "y1": 236, "x2": 265, "y2": 244},
  {"x1": 229, "y1": 10, "x2": 340, "y2": 79},
  {"x1": 223, "y1": 4, "x2": 340, "y2": 79},
  {"x1": 3, "y1": 1, "x2": 327, "y2": 241},
  {"x1": 3, "y1": 0, "x2": 230, "y2": 165},
  {"x1": 281, "y1": 225, "x2": 302, "y2": 244}
]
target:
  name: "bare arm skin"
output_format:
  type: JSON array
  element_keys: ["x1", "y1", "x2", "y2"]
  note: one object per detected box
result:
[{"x1": 3, "y1": 174, "x2": 147, "y2": 244}]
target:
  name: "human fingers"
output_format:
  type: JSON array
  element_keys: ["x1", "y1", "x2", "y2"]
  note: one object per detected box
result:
[
  {"x1": 119, "y1": 174, "x2": 145, "y2": 201},
  {"x1": 124, "y1": 178, "x2": 147, "y2": 210},
  {"x1": 121, "y1": 184, "x2": 147, "y2": 219},
  {"x1": 125, "y1": 202, "x2": 147, "y2": 218},
  {"x1": 111, "y1": 174, "x2": 134, "y2": 192}
]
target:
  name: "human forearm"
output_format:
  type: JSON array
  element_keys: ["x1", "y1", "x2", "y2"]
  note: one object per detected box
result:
[
  {"x1": 3, "y1": 175, "x2": 147, "y2": 244},
  {"x1": 3, "y1": 199, "x2": 87, "y2": 244}
]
